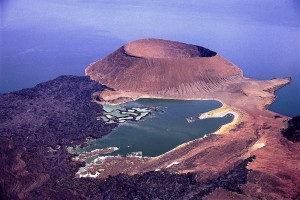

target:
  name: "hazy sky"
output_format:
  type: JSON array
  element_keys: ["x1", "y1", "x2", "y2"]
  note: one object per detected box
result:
[
  {"x1": 2, "y1": 0, "x2": 300, "y2": 42},
  {"x1": 2, "y1": 0, "x2": 299, "y2": 73}
]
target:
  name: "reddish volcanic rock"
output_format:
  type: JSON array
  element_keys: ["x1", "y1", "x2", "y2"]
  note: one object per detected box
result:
[
  {"x1": 1, "y1": 39, "x2": 298, "y2": 199},
  {"x1": 84, "y1": 38, "x2": 299, "y2": 199},
  {"x1": 124, "y1": 38, "x2": 216, "y2": 58},
  {"x1": 85, "y1": 38, "x2": 243, "y2": 93}
]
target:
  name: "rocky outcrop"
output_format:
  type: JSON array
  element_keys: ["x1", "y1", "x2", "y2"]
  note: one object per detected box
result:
[
  {"x1": 282, "y1": 115, "x2": 300, "y2": 142},
  {"x1": 100, "y1": 156, "x2": 255, "y2": 200}
]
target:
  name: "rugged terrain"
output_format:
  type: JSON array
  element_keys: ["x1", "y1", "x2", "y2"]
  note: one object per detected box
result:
[
  {"x1": 84, "y1": 39, "x2": 300, "y2": 199},
  {"x1": 0, "y1": 76, "x2": 271, "y2": 200},
  {"x1": 1, "y1": 39, "x2": 299, "y2": 199},
  {"x1": 0, "y1": 76, "x2": 115, "y2": 199}
]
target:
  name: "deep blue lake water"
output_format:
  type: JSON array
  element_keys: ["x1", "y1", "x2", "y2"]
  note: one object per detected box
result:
[{"x1": 1, "y1": 0, "x2": 299, "y2": 116}]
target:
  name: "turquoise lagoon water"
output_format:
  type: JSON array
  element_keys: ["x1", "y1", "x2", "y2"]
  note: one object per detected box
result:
[{"x1": 81, "y1": 99, "x2": 233, "y2": 157}]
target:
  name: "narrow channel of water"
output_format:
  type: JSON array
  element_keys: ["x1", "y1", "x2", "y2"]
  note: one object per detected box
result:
[{"x1": 80, "y1": 98, "x2": 234, "y2": 157}]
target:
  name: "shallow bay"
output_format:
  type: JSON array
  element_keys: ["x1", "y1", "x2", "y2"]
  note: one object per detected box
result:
[{"x1": 81, "y1": 99, "x2": 233, "y2": 157}]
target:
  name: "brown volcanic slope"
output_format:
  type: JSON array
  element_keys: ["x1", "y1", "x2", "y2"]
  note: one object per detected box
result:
[
  {"x1": 86, "y1": 38, "x2": 242, "y2": 93},
  {"x1": 84, "y1": 39, "x2": 300, "y2": 199}
]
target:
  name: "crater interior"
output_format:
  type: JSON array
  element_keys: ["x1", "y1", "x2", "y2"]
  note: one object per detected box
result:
[{"x1": 124, "y1": 38, "x2": 216, "y2": 58}]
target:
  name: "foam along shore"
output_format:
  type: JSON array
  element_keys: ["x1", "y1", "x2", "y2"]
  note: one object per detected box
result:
[
  {"x1": 76, "y1": 155, "x2": 121, "y2": 178},
  {"x1": 72, "y1": 147, "x2": 119, "y2": 162}
]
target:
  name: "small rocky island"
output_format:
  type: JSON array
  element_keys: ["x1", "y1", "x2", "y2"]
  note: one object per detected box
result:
[{"x1": 1, "y1": 39, "x2": 299, "y2": 199}]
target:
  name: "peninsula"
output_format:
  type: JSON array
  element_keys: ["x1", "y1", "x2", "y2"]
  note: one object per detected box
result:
[
  {"x1": 85, "y1": 39, "x2": 299, "y2": 199},
  {"x1": 0, "y1": 39, "x2": 299, "y2": 200}
]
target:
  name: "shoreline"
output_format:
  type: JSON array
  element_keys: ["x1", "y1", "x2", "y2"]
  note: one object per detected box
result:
[
  {"x1": 77, "y1": 76, "x2": 290, "y2": 163},
  {"x1": 76, "y1": 76, "x2": 294, "y2": 178},
  {"x1": 76, "y1": 97, "x2": 233, "y2": 162},
  {"x1": 1, "y1": 72, "x2": 298, "y2": 199},
  {"x1": 73, "y1": 95, "x2": 245, "y2": 179}
]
